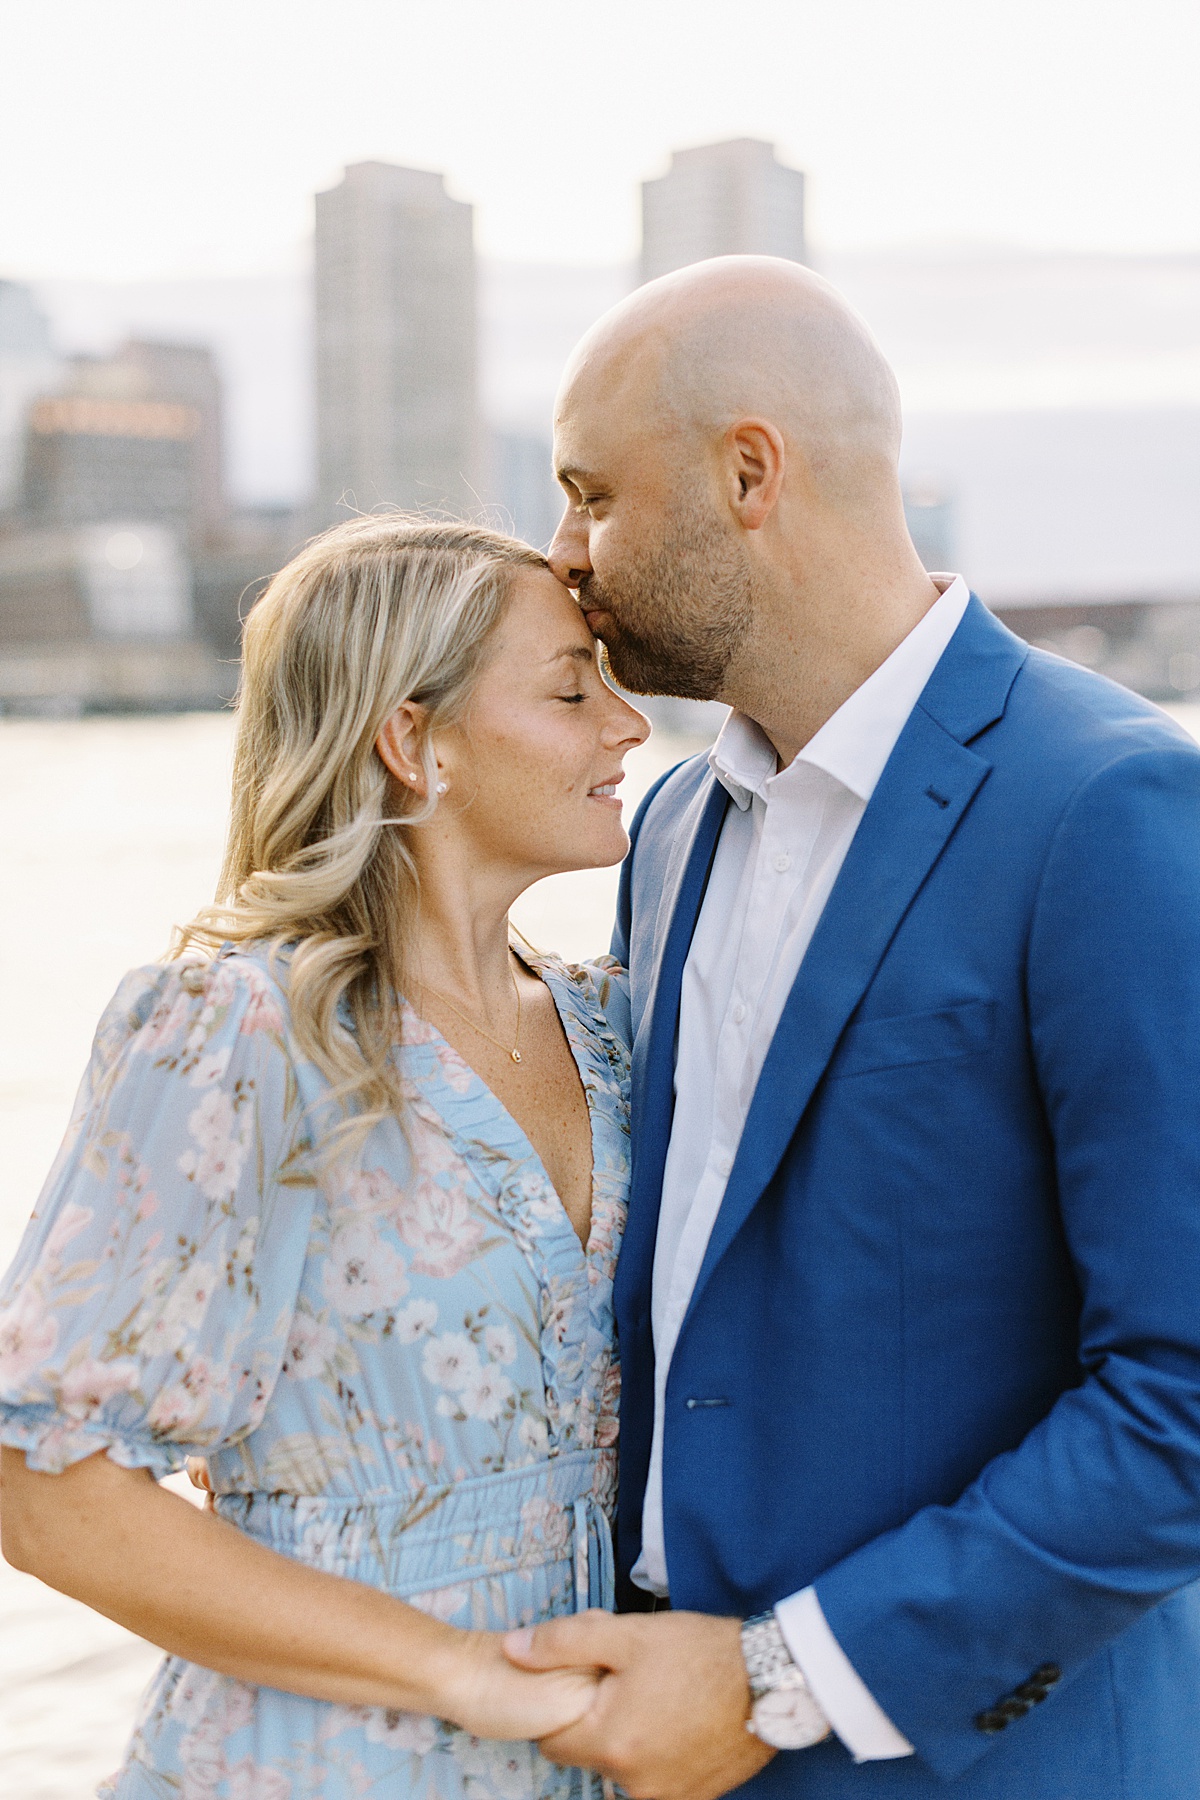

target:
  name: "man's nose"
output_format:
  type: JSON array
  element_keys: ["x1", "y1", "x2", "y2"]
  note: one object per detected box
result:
[{"x1": 547, "y1": 510, "x2": 591, "y2": 588}]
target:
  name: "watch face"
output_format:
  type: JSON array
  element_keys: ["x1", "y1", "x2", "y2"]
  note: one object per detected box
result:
[{"x1": 750, "y1": 1686, "x2": 831, "y2": 1752}]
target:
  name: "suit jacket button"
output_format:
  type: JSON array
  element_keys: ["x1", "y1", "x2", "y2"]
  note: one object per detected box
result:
[
  {"x1": 996, "y1": 1698, "x2": 1030, "y2": 1721},
  {"x1": 1014, "y1": 1681, "x2": 1047, "y2": 1703},
  {"x1": 974, "y1": 1710, "x2": 1007, "y2": 1734},
  {"x1": 1032, "y1": 1663, "x2": 1062, "y2": 1687}
]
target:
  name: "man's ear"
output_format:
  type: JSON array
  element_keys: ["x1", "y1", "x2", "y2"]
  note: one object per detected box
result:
[
  {"x1": 725, "y1": 418, "x2": 786, "y2": 531},
  {"x1": 375, "y1": 700, "x2": 430, "y2": 791}
]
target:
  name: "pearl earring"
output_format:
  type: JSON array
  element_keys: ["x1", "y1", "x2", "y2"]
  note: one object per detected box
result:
[
  {"x1": 436, "y1": 781, "x2": 448, "y2": 795},
  {"x1": 406, "y1": 772, "x2": 418, "y2": 784}
]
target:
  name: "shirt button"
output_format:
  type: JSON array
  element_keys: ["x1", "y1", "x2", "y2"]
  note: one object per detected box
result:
[
  {"x1": 731, "y1": 1002, "x2": 747, "y2": 1024},
  {"x1": 773, "y1": 852, "x2": 791, "y2": 872}
]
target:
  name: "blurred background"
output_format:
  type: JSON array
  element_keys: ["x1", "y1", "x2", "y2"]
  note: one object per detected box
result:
[{"x1": 1, "y1": 0, "x2": 1198, "y2": 1793}]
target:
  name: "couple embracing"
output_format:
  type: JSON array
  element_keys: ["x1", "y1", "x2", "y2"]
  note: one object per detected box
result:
[{"x1": 5, "y1": 257, "x2": 1200, "y2": 1800}]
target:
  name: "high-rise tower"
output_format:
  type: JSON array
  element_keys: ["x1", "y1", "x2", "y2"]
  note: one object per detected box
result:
[
  {"x1": 315, "y1": 161, "x2": 478, "y2": 522},
  {"x1": 640, "y1": 139, "x2": 807, "y2": 286}
]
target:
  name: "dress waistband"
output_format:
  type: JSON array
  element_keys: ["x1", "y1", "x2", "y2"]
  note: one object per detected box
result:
[{"x1": 215, "y1": 1448, "x2": 615, "y2": 1612}]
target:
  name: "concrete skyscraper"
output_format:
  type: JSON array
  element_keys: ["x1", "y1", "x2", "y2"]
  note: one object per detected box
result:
[
  {"x1": 315, "y1": 161, "x2": 478, "y2": 522},
  {"x1": 640, "y1": 139, "x2": 807, "y2": 286}
]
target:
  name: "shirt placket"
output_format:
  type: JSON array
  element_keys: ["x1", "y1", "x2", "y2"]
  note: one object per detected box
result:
[{"x1": 713, "y1": 787, "x2": 802, "y2": 1163}]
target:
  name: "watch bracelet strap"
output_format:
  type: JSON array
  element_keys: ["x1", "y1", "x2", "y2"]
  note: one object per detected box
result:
[{"x1": 741, "y1": 1610, "x2": 810, "y2": 1699}]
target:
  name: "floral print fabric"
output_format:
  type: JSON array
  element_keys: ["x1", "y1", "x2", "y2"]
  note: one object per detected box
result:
[{"x1": 0, "y1": 941, "x2": 631, "y2": 1800}]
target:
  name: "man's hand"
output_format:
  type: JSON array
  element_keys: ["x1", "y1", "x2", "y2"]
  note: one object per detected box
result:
[{"x1": 503, "y1": 1609, "x2": 776, "y2": 1800}]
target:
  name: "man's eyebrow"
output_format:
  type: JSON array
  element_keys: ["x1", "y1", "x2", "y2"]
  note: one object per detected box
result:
[{"x1": 555, "y1": 464, "x2": 605, "y2": 490}]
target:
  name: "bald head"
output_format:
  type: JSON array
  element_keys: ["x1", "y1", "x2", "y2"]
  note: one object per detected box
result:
[
  {"x1": 557, "y1": 255, "x2": 902, "y2": 517},
  {"x1": 547, "y1": 255, "x2": 932, "y2": 725}
]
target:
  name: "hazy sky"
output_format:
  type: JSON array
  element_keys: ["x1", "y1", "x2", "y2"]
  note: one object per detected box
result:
[{"x1": 2, "y1": 0, "x2": 1199, "y2": 280}]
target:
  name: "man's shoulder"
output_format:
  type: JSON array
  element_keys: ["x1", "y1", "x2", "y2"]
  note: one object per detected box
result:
[
  {"x1": 997, "y1": 645, "x2": 1200, "y2": 789},
  {"x1": 628, "y1": 750, "x2": 714, "y2": 848}
]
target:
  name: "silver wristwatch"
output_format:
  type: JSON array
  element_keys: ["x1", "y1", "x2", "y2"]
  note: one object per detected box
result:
[{"x1": 740, "y1": 1612, "x2": 831, "y2": 1751}]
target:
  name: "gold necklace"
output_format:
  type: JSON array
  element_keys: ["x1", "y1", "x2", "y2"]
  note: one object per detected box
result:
[{"x1": 424, "y1": 961, "x2": 524, "y2": 1064}]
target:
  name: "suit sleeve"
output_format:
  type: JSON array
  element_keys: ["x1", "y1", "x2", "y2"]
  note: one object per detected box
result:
[{"x1": 811, "y1": 743, "x2": 1200, "y2": 1781}]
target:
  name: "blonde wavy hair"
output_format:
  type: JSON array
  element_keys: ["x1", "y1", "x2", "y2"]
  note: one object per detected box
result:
[{"x1": 175, "y1": 513, "x2": 549, "y2": 1129}]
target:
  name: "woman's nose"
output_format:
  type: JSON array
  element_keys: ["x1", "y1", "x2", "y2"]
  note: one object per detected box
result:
[{"x1": 605, "y1": 697, "x2": 651, "y2": 748}]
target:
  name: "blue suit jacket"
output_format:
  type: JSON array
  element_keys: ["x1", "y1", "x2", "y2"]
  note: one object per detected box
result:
[{"x1": 611, "y1": 599, "x2": 1200, "y2": 1797}]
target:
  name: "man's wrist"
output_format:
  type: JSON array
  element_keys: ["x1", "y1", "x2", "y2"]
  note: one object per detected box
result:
[{"x1": 740, "y1": 1612, "x2": 831, "y2": 1750}]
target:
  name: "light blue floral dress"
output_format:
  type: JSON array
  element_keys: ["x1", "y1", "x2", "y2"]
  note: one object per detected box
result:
[{"x1": 0, "y1": 941, "x2": 630, "y2": 1800}]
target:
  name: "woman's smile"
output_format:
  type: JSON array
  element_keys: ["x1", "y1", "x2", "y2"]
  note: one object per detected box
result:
[{"x1": 586, "y1": 774, "x2": 624, "y2": 810}]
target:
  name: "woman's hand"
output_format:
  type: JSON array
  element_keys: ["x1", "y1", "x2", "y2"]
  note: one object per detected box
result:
[{"x1": 441, "y1": 1628, "x2": 601, "y2": 1741}]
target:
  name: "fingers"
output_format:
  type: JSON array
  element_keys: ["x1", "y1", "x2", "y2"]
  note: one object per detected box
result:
[
  {"x1": 503, "y1": 1609, "x2": 635, "y2": 1673},
  {"x1": 537, "y1": 1714, "x2": 610, "y2": 1768},
  {"x1": 185, "y1": 1456, "x2": 212, "y2": 1493}
]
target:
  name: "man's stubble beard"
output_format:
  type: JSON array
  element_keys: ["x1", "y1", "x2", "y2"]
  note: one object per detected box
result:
[{"x1": 580, "y1": 503, "x2": 755, "y2": 701}]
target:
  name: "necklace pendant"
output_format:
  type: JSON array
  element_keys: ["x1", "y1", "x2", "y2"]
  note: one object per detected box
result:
[{"x1": 511, "y1": 1049, "x2": 522, "y2": 1064}]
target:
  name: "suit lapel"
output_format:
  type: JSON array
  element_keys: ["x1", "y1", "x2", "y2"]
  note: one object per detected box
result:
[
  {"x1": 620, "y1": 775, "x2": 728, "y2": 1303},
  {"x1": 683, "y1": 598, "x2": 1029, "y2": 1318}
]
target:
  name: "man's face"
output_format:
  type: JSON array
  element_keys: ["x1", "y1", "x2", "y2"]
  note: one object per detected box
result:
[{"x1": 548, "y1": 374, "x2": 754, "y2": 702}]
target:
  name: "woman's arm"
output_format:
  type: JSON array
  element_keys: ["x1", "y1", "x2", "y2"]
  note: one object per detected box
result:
[{"x1": 0, "y1": 1447, "x2": 598, "y2": 1740}]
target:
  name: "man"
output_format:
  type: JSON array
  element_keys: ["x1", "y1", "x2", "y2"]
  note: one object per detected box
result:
[{"x1": 503, "y1": 254, "x2": 1200, "y2": 1799}]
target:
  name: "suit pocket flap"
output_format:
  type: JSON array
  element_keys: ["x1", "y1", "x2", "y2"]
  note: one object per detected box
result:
[{"x1": 830, "y1": 999, "x2": 995, "y2": 1079}]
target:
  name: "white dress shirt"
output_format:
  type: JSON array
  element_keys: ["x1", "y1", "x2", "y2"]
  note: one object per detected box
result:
[{"x1": 632, "y1": 574, "x2": 971, "y2": 1762}]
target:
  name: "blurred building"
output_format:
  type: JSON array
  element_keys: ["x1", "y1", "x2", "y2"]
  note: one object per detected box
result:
[
  {"x1": 0, "y1": 523, "x2": 221, "y2": 712},
  {"x1": 315, "y1": 161, "x2": 478, "y2": 523},
  {"x1": 119, "y1": 339, "x2": 225, "y2": 539},
  {"x1": 0, "y1": 331, "x2": 299, "y2": 714},
  {"x1": 479, "y1": 260, "x2": 632, "y2": 552},
  {"x1": 640, "y1": 139, "x2": 807, "y2": 286},
  {"x1": 0, "y1": 280, "x2": 62, "y2": 515},
  {"x1": 896, "y1": 402, "x2": 1200, "y2": 697},
  {"x1": 21, "y1": 339, "x2": 222, "y2": 542},
  {"x1": 489, "y1": 431, "x2": 562, "y2": 549}
]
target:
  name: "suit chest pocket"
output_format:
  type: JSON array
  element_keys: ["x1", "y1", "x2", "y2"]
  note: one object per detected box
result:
[{"x1": 829, "y1": 999, "x2": 995, "y2": 1080}]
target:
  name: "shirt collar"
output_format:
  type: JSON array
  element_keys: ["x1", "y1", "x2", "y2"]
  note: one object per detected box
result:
[{"x1": 710, "y1": 574, "x2": 971, "y2": 809}]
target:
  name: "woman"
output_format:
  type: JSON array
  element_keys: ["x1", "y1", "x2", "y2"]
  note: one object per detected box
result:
[{"x1": 0, "y1": 516, "x2": 650, "y2": 1799}]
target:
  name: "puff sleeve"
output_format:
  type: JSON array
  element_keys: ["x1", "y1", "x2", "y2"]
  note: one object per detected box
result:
[{"x1": 0, "y1": 954, "x2": 317, "y2": 1477}]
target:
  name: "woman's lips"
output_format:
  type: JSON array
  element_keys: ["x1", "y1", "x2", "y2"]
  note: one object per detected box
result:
[{"x1": 587, "y1": 775, "x2": 624, "y2": 810}]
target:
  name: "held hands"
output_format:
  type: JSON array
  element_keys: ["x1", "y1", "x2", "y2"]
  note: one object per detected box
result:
[
  {"x1": 504, "y1": 1610, "x2": 776, "y2": 1800},
  {"x1": 442, "y1": 1628, "x2": 602, "y2": 1742}
]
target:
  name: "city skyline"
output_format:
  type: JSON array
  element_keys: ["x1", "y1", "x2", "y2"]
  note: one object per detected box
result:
[
  {"x1": 3, "y1": 130, "x2": 1198, "y2": 708},
  {"x1": 2, "y1": 0, "x2": 1198, "y2": 285}
]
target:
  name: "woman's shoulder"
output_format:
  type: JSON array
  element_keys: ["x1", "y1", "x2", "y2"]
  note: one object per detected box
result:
[
  {"x1": 521, "y1": 944, "x2": 632, "y2": 1062},
  {"x1": 91, "y1": 946, "x2": 294, "y2": 1088}
]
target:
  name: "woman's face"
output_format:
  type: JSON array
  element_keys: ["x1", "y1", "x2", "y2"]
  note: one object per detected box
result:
[{"x1": 434, "y1": 567, "x2": 651, "y2": 884}]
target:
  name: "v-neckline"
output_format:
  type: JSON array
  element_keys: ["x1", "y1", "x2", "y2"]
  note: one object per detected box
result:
[{"x1": 403, "y1": 945, "x2": 603, "y2": 1262}]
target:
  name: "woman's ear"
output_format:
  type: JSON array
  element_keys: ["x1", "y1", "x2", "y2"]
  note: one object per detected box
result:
[
  {"x1": 725, "y1": 418, "x2": 786, "y2": 531},
  {"x1": 375, "y1": 701, "x2": 429, "y2": 792}
]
